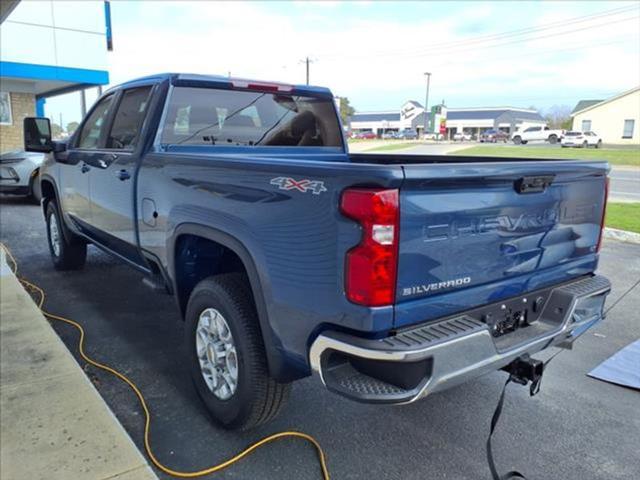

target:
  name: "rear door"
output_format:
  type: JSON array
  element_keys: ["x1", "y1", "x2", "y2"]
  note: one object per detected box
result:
[
  {"x1": 87, "y1": 85, "x2": 153, "y2": 263},
  {"x1": 394, "y1": 161, "x2": 607, "y2": 328}
]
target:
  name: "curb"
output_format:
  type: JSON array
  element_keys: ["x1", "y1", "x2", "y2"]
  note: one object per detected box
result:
[
  {"x1": 604, "y1": 227, "x2": 640, "y2": 245},
  {"x1": 0, "y1": 248, "x2": 158, "y2": 480}
]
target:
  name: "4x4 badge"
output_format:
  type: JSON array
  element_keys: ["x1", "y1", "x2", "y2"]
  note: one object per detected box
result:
[{"x1": 270, "y1": 177, "x2": 327, "y2": 195}]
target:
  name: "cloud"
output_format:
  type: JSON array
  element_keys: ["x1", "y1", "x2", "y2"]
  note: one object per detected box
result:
[{"x1": 101, "y1": 1, "x2": 640, "y2": 112}]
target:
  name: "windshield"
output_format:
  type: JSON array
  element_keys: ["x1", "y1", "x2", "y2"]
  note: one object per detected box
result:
[{"x1": 161, "y1": 87, "x2": 342, "y2": 147}]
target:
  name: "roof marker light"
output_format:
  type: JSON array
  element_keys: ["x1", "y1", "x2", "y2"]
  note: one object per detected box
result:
[{"x1": 231, "y1": 79, "x2": 294, "y2": 93}]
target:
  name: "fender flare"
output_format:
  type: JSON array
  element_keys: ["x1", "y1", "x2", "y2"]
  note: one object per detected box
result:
[
  {"x1": 39, "y1": 174, "x2": 80, "y2": 245},
  {"x1": 168, "y1": 223, "x2": 295, "y2": 382}
]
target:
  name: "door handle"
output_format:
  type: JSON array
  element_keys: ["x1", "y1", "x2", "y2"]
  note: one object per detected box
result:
[
  {"x1": 81, "y1": 163, "x2": 90, "y2": 173},
  {"x1": 116, "y1": 169, "x2": 131, "y2": 181}
]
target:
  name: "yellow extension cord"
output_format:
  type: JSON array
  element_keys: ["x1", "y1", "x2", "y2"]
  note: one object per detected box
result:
[{"x1": 1, "y1": 243, "x2": 329, "y2": 479}]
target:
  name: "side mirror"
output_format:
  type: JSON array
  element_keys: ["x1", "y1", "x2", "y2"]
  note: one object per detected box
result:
[{"x1": 24, "y1": 117, "x2": 53, "y2": 153}]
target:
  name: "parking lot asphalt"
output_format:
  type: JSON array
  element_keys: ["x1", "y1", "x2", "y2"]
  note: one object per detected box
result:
[{"x1": 1, "y1": 196, "x2": 639, "y2": 480}]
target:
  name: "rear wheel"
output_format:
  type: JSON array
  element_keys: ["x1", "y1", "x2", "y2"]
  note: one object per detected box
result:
[
  {"x1": 185, "y1": 273, "x2": 290, "y2": 430},
  {"x1": 596, "y1": 140, "x2": 602, "y2": 149},
  {"x1": 46, "y1": 201, "x2": 86, "y2": 270},
  {"x1": 521, "y1": 140, "x2": 528, "y2": 145},
  {"x1": 583, "y1": 140, "x2": 588, "y2": 148},
  {"x1": 513, "y1": 136, "x2": 522, "y2": 145},
  {"x1": 548, "y1": 135, "x2": 558, "y2": 144}
]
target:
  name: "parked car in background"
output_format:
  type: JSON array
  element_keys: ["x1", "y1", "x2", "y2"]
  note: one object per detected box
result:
[
  {"x1": 354, "y1": 131, "x2": 377, "y2": 139},
  {"x1": 561, "y1": 131, "x2": 602, "y2": 148},
  {"x1": 424, "y1": 132, "x2": 444, "y2": 141},
  {"x1": 382, "y1": 131, "x2": 399, "y2": 139},
  {"x1": 453, "y1": 132, "x2": 472, "y2": 142},
  {"x1": 480, "y1": 129, "x2": 509, "y2": 143},
  {"x1": 0, "y1": 150, "x2": 44, "y2": 203},
  {"x1": 512, "y1": 126, "x2": 564, "y2": 145},
  {"x1": 397, "y1": 129, "x2": 418, "y2": 140}
]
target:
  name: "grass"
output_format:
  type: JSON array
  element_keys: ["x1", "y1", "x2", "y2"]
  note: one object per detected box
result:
[
  {"x1": 365, "y1": 142, "x2": 417, "y2": 152},
  {"x1": 451, "y1": 146, "x2": 640, "y2": 167},
  {"x1": 606, "y1": 202, "x2": 640, "y2": 233}
]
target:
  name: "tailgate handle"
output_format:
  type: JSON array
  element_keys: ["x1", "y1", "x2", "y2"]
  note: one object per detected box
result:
[{"x1": 514, "y1": 175, "x2": 555, "y2": 194}]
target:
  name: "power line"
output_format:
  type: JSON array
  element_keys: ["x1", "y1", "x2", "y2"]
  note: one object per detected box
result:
[
  {"x1": 430, "y1": 34, "x2": 639, "y2": 70},
  {"x1": 319, "y1": 5, "x2": 639, "y2": 61}
]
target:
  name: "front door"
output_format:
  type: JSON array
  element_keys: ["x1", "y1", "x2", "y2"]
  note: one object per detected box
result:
[
  {"x1": 58, "y1": 94, "x2": 116, "y2": 231},
  {"x1": 87, "y1": 86, "x2": 153, "y2": 264}
]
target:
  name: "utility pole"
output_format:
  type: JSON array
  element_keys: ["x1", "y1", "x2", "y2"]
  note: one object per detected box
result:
[
  {"x1": 300, "y1": 57, "x2": 314, "y2": 85},
  {"x1": 423, "y1": 72, "x2": 431, "y2": 139}
]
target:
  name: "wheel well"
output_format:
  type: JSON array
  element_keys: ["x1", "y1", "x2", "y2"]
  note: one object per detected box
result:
[
  {"x1": 174, "y1": 234, "x2": 250, "y2": 316},
  {"x1": 40, "y1": 179, "x2": 56, "y2": 214}
]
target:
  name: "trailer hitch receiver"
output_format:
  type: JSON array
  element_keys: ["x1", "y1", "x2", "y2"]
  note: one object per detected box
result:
[{"x1": 501, "y1": 354, "x2": 544, "y2": 387}]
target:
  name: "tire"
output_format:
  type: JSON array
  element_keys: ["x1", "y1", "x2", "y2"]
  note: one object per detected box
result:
[
  {"x1": 46, "y1": 201, "x2": 86, "y2": 270},
  {"x1": 596, "y1": 140, "x2": 602, "y2": 149},
  {"x1": 583, "y1": 140, "x2": 588, "y2": 149},
  {"x1": 548, "y1": 135, "x2": 558, "y2": 144},
  {"x1": 185, "y1": 273, "x2": 290, "y2": 430},
  {"x1": 29, "y1": 170, "x2": 42, "y2": 205},
  {"x1": 521, "y1": 140, "x2": 528, "y2": 145},
  {"x1": 513, "y1": 136, "x2": 522, "y2": 144}
]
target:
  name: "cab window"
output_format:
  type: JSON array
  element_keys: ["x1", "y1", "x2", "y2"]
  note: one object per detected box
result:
[
  {"x1": 106, "y1": 87, "x2": 153, "y2": 150},
  {"x1": 77, "y1": 95, "x2": 114, "y2": 149},
  {"x1": 161, "y1": 87, "x2": 342, "y2": 147}
]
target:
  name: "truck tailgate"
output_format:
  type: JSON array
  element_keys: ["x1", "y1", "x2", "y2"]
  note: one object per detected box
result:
[{"x1": 395, "y1": 161, "x2": 608, "y2": 328}]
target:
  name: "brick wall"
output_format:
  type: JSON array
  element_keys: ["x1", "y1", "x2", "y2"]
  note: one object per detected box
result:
[{"x1": 0, "y1": 92, "x2": 36, "y2": 153}]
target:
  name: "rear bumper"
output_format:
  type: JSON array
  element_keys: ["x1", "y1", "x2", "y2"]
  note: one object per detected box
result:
[{"x1": 309, "y1": 275, "x2": 611, "y2": 404}]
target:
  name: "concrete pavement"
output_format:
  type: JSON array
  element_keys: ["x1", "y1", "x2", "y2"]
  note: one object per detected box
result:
[{"x1": 0, "y1": 248, "x2": 157, "y2": 480}]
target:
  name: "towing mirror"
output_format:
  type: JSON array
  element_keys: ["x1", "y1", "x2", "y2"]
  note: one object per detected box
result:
[{"x1": 24, "y1": 117, "x2": 53, "y2": 153}]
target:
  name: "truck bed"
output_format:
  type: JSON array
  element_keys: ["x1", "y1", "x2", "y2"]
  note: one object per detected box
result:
[{"x1": 349, "y1": 152, "x2": 604, "y2": 164}]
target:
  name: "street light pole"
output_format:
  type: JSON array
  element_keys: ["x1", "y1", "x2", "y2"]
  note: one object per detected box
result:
[{"x1": 423, "y1": 72, "x2": 431, "y2": 139}]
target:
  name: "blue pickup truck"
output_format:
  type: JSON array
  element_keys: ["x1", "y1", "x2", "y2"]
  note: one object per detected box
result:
[{"x1": 24, "y1": 73, "x2": 611, "y2": 430}]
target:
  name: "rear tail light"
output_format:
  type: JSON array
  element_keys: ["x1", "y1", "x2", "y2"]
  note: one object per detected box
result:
[
  {"x1": 596, "y1": 176, "x2": 610, "y2": 252},
  {"x1": 340, "y1": 188, "x2": 399, "y2": 306}
]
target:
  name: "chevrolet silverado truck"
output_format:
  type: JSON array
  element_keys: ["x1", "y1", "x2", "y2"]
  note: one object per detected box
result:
[
  {"x1": 24, "y1": 73, "x2": 611, "y2": 430},
  {"x1": 512, "y1": 125, "x2": 565, "y2": 145}
]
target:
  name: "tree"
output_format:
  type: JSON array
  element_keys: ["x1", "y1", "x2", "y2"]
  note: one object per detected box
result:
[
  {"x1": 338, "y1": 97, "x2": 355, "y2": 125},
  {"x1": 66, "y1": 121, "x2": 80, "y2": 135},
  {"x1": 51, "y1": 122, "x2": 63, "y2": 139},
  {"x1": 543, "y1": 105, "x2": 572, "y2": 129}
]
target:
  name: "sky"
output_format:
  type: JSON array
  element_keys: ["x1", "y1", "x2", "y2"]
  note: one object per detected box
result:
[{"x1": 46, "y1": 0, "x2": 640, "y2": 127}]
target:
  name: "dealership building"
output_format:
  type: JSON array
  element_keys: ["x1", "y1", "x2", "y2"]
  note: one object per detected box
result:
[
  {"x1": 349, "y1": 100, "x2": 546, "y2": 139},
  {"x1": 571, "y1": 86, "x2": 639, "y2": 145},
  {"x1": 0, "y1": 0, "x2": 111, "y2": 152}
]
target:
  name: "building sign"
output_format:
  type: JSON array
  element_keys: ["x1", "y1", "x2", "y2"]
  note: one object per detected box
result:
[
  {"x1": 439, "y1": 118, "x2": 447, "y2": 134},
  {"x1": 0, "y1": 92, "x2": 12, "y2": 125},
  {"x1": 428, "y1": 104, "x2": 447, "y2": 134}
]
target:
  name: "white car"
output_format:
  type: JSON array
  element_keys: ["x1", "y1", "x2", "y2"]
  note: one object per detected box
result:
[
  {"x1": 0, "y1": 150, "x2": 45, "y2": 202},
  {"x1": 453, "y1": 132, "x2": 472, "y2": 142},
  {"x1": 512, "y1": 126, "x2": 564, "y2": 145},
  {"x1": 561, "y1": 131, "x2": 602, "y2": 148}
]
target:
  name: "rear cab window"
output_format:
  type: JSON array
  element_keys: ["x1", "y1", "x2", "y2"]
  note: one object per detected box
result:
[{"x1": 160, "y1": 87, "x2": 343, "y2": 149}]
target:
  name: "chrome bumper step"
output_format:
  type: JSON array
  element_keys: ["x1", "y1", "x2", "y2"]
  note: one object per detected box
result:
[{"x1": 310, "y1": 275, "x2": 611, "y2": 404}]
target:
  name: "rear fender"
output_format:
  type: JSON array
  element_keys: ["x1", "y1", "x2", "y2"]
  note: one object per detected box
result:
[{"x1": 167, "y1": 223, "x2": 296, "y2": 382}]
